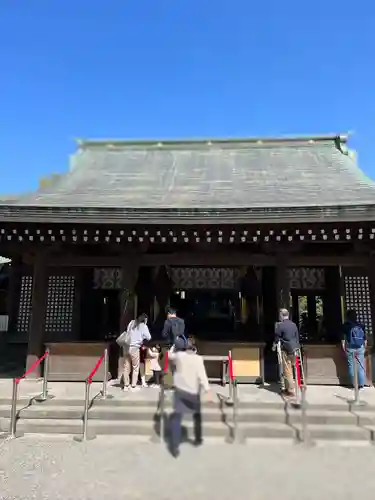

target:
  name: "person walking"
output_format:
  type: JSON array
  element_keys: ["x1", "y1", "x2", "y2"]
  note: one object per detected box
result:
[
  {"x1": 161, "y1": 308, "x2": 187, "y2": 348},
  {"x1": 273, "y1": 308, "x2": 300, "y2": 397},
  {"x1": 342, "y1": 309, "x2": 367, "y2": 389},
  {"x1": 122, "y1": 313, "x2": 151, "y2": 392},
  {"x1": 167, "y1": 338, "x2": 211, "y2": 458}
]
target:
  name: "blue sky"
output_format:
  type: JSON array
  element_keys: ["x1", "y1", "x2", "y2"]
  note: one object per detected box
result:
[{"x1": 1, "y1": 1, "x2": 374, "y2": 194}]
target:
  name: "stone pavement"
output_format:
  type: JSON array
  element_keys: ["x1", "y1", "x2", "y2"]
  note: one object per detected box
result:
[
  {"x1": 1, "y1": 378, "x2": 375, "y2": 406},
  {"x1": 1, "y1": 435, "x2": 375, "y2": 500}
]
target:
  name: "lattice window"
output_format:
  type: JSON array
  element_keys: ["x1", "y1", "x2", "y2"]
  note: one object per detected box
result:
[
  {"x1": 17, "y1": 276, "x2": 33, "y2": 333},
  {"x1": 344, "y1": 275, "x2": 373, "y2": 337},
  {"x1": 45, "y1": 276, "x2": 75, "y2": 334}
]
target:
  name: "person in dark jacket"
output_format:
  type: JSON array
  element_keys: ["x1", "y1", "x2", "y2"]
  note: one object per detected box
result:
[
  {"x1": 161, "y1": 308, "x2": 186, "y2": 347},
  {"x1": 341, "y1": 309, "x2": 367, "y2": 388},
  {"x1": 273, "y1": 308, "x2": 300, "y2": 397}
]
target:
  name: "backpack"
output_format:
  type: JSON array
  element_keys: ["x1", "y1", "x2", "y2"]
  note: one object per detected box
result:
[
  {"x1": 170, "y1": 318, "x2": 187, "y2": 347},
  {"x1": 348, "y1": 323, "x2": 365, "y2": 348}
]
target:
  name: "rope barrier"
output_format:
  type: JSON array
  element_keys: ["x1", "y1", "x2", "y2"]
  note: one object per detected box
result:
[
  {"x1": 87, "y1": 354, "x2": 105, "y2": 384},
  {"x1": 163, "y1": 351, "x2": 169, "y2": 374},
  {"x1": 16, "y1": 351, "x2": 48, "y2": 384},
  {"x1": 295, "y1": 355, "x2": 302, "y2": 388}
]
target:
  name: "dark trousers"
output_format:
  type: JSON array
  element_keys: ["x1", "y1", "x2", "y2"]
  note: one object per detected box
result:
[
  {"x1": 170, "y1": 389, "x2": 202, "y2": 450},
  {"x1": 153, "y1": 370, "x2": 162, "y2": 385}
]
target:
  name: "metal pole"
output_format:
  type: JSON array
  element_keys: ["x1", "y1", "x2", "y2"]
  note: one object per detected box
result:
[
  {"x1": 232, "y1": 382, "x2": 239, "y2": 443},
  {"x1": 276, "y1": 341, "x2": 285, "y2": 392},
  {"x1": 353, "y1": 352, "x2": 359, "y2": 405},
  {"x1": 74, "y1": 380, "x2": 95, "y2": 442},
  {"x1": 9, "y1": 379, "x2": 19, "y2": 439},
  {"x1": 42, "y1": 348, "x2": 49, "y2": 400},
  {"x1": 101, "y1": 348, "x2": 113, "y2": 400},
  {"x1": 294, "y1": 352, "x2": 301, "y2": 406},
  {"x1": 228, "y1": 374, "x2": 233, "y2": 401},
  {"x1": 35, "y1": 349, "x2": 54, "y2": 403},
  {"x1": 300, "y1": 386, "x2": 307, "y2": 443},
  {"x1": 102, "y1": 348, "x2": 108, "y2": 398},
  {"x1": 159, "y1": 382, "x2": 165, "y2": 443}
]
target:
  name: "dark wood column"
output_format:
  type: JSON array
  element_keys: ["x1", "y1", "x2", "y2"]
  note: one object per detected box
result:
[
  {"x1": 276, "y1": 253, "x2": 291, "y2": 311},
  {"x1": 367, "y1": 254, "x2": 375, "y2": 348},
  {"x1": 6, "y1": 256, "x2": 23, "y2": 333},
  {"x1": 119, "y1": 258, "x2": 140, "y2": 332},
  {"x1": 153, "y1": 266, "x2": 172, "y2": 331},
  {"x1": 26, "y1": 255, "x2": 48, "y2": 377}
]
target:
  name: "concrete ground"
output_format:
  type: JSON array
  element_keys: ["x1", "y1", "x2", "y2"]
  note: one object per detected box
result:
[
  {"x1": 1, "y1": 435, "x2": 375, "y2": 500},
  {"x1": 1, "y1": 378, "x2": 375, "y2": 406}
]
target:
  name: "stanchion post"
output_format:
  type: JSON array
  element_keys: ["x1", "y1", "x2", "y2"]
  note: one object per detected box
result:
[
  {"x1": 294, "y1": 353, "x2": 301, "y2": 406},
  {"x1": 276, "y1": 342, "x2": 285, "y2": 392},
  {"x1": 9, "y1": 378, "x2": 18, "y2": 439},
  {"x1": 101, "y1": 348, "x2": 114, "y2": 400},
  {"x1": 35, "y1": 349, "x2": 54, "y2": 403},
  {"x1": 74, "y1": 380, "x2": 96, "y2": 442},
  {"x1": 353, "y1": 352, "x2": 359, "y2": 405},
  {"x1": 159, "y1": 382, "x2": 165, "y2": 443},
  {"x1": 8, "y1": 379, "x2": 23, "y2": 439},
  {"x1": 232, "y1": 382, "x2": 238, "y2": 443},
  {"x1": 300, "y1": 386, "x2": 307, "y2": 443}
]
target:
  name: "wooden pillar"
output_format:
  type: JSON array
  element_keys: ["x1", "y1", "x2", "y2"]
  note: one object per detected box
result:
[
  {"x1": 117, "y1": 259, "x2": 140, "y2": 378},
  {"x1": 119, "y1": 259, "x2": 140, "y2": 332},
  {"x1": 26, "y1": 255, "x2": 48, "y2": 377},
  {"x1": 6, "y1": 256, "x2": 23, "y2": 333},
  {"x1": 276, "y1": 254, "x2": 291, "y2": 312},
  {"x1": 367, "y1": 255, "x2": 375, "y2": 348},
  {"x1": 153, "y1": 266, "x2": 172, "y2": 329}
]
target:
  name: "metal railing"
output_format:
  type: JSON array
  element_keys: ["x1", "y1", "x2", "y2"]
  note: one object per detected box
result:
[
  {"x1": 2, "y1": 348, "x2": 52, "y2": 440},
  {"x1": 294, "y1": 349, "x2": 311, "y2": 445},
  {"x1": 158, "y1": 351, "x2": 169, "y2": 443},
  {"x1": 74, "y1": 347, "x2": 111, "y2": 443},
  {"x1": 228, "y1": 350, "x2": 239, "y2": 443}
]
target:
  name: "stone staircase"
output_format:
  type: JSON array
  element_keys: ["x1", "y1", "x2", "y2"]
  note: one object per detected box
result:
[{"x1": 1, "y1": 390, "x2": 375, "y2": 444}]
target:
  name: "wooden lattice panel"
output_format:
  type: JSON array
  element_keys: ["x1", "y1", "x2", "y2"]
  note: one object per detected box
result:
[
  {"x1": 17, "y1": 275, "x2": 33, "y2": 333},
  {"x1": 344, "y1": 275, "x2": 373, "y2": 337},
  {"x1": 45, "y1": 276, "x2": 75, "y2": 334}
]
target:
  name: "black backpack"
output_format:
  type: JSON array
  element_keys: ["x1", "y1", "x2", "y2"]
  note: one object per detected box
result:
[{"x1": 170, "y1": 318, "x2": 187, "y2": 347}]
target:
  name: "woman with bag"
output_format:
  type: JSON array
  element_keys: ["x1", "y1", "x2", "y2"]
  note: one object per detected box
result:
[{"x1": 116, "y1": 313, "x2": 151, "y2": 392}]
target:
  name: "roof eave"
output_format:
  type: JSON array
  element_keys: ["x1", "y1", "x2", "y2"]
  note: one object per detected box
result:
[{"x1": 0, "y1": 203, "x2": 374, "y2": 225}]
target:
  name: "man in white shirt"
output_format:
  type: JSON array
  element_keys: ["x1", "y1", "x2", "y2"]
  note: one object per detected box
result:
[{"x1": 167, "y1": 338, "x2": 211, "y2": 458}]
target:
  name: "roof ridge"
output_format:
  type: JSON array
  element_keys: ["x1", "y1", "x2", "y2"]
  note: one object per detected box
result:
[{"x1": 75, "y1": 133, "x2": 349, "y2": 149}]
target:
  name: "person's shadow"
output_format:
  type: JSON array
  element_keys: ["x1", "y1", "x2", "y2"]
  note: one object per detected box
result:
[{"x1": 153, "y1": 389, "x2": 204, "y2": 456}]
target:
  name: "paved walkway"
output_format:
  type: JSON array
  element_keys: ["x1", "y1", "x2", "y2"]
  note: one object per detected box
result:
[
  {"x1": 1, "y1": 435, "x2": 375, "y2": 500},
  {"x1": 1, "y1": 378, "x2": 375, "y2": 406}
]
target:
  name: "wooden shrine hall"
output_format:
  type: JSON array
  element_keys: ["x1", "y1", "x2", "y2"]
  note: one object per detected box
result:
[{"x1": 1, "y1": 134, "x2": 375, "y2": 385}]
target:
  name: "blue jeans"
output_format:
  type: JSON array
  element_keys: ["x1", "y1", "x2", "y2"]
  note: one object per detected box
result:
[{"x1": 346, "y1": 346, "x2": 366, "y2": 387}]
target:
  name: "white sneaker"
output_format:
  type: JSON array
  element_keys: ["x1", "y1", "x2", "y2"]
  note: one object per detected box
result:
[
  {"x1": 130, "y1": 386, "x2": 140, "y2": 392},
  {"x1": 142, "y1": 383, "x2": 148, "y2": 388},
  {"x1": 123, "y1": 386, "x2": 130, "y2": 392}
]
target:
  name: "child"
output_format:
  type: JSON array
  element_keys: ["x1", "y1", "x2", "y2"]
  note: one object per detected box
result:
[
  {"x1": 148, "y1": 344, "x2": 162, "y2": 388},
  {"x1": 139, "y1": 345, "x2": 148, "y2": 388}
]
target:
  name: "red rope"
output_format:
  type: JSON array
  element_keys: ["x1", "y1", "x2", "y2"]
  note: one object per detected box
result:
[
  {"x1": 87, "y1": 354, "x2": 105, "y2": 384},
  {"x1": 16, "y1": 351, "x2": 48, "y2": 384},
  {"x1": 228, "y1": 351, "x2": 235, "y2": 382},
  {"x1": 295, "y1": 355, "x2": 302, "y2": 388},
  {"x1": 163, "y1": 351, "x2": 169, "y2": 374}
]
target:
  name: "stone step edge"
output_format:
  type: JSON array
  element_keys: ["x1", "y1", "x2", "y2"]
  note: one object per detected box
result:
[
  {"x1": 1, "y1": 398, "x2": 374, "y2": 412},
  {"x1": 1, "y1": 405, "x2": 375, "y2": 418}
]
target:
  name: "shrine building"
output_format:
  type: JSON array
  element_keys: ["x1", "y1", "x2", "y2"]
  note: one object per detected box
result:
[{"x1": 1, "y1": 134, "x2": 375, "y2": 384}]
